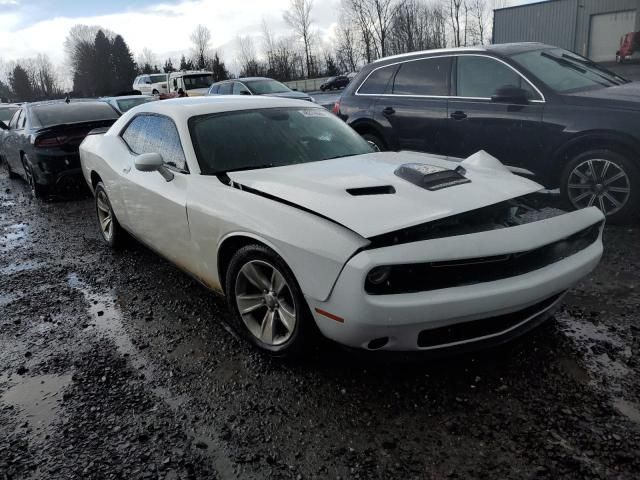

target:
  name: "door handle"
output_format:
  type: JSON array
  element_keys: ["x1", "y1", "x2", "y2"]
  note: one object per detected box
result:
[
  {"x1": 451, "y1": 111, "x2": 467, "y2": 120},
  {"x1": 382, "y1": 107, "x2": 395, "y2": 116}
]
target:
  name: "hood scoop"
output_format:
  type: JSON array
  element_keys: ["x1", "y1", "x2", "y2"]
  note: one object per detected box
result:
[
  {"x1": 395, "y1": 163, "x2": 471, "y2": 191},
  {"x1": 346, "y1": 185, "x2": 396, "y2": 196}
]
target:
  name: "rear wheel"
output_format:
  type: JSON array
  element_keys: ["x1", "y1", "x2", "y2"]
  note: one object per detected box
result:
[
  {"x1": 94, "y1": 182, "x2": 126, "y2": 248},
  {"x1": 152, "y1": 89, "x2": 159, "y2": 95},
  {"x1": 361, "y1": 132, "x2": 386, "y2": 152},
  {"x1": 561, "y1": 149, "x2": 639, "y2": 224},
  {"x1": 225, "y1": 244, "x2": 316, "y2": 356},
  {"x1": 22, "y1": 154, "x2": 48, "y2": 199}
]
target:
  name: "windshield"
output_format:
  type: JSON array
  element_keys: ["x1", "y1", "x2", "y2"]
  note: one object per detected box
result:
[
  {"x1": 510, "y1": 48, "x2": 628, "y2": 93},
  {"x1": 245, "y1": 79, "x2": 291, "y2": 95},
  {"x1": 149, "y1": 74, "x2": 167, "y2": 83},
  {"x1": 183, "y1": 74, "x2": 213, "y2": 90},
  {"x1": 0, "y1": 107, "x2": 18, "y2": 122},
  {"x1": 33, "y1": 102, "x2": 119, "y2": 128},
  {"x1": 189, "y1": 107, "x2": 374, "y2": 174},
  {"x1": 116, "y1": 97, "x2": 155, "y2": 112}
]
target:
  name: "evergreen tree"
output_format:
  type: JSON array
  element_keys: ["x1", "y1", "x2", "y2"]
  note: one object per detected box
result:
[
  {"x1": 179, "y1": 55, "x2": 194, "y2": 71},
  {"x1": 0, "y1": 80, "x2": 12, "y2": 102},
  {"x1": 111, "y1": 34, "x2": 137, "y2": 93},
  {"x1": 93, "y1": 30, "x2": 113, "y2": 96},
  {"x1": 209, "y1": 52, "x2": 229, "y2": 82},
  {"x1": 163, "y1": 58, "x2": 175, "y2": 73},
  {"x1": 9, "y1": 64, "x2": 34, "y2": 102}
]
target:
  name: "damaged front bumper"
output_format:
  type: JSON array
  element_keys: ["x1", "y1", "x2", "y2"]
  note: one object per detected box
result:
[{"x1": 307, "y1": 207, "x2": 604, "y2": 352}]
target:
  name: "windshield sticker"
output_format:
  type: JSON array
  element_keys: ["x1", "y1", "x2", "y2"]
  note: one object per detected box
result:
[{"x1": 299, "y1": 109, "x2": 329, "y2": 118}]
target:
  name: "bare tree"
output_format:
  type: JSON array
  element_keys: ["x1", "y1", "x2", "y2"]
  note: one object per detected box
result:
[
  {"x1": 190, "y1": 24, "x2": 212, "y2": 69},
  {"x1": 448, "y1": 0, "x2": 464, "y2": 47},
  {"x1": 283, "y1": 0, "x2": 314, "y2": 78},
  {"x1": 136, "y1": 48, "x2": 158, "y2": 70},
  {"x1": 335, "y1": 13, "x2": 360, "y2": 72},
  {"x1": 469, "y1": 0, "x2": 489, "y2": 45}
]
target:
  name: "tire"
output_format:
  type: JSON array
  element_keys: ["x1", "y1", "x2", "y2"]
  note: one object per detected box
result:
[
  {"x1": 22, "y1": 154, "x2": 48, "y2": 200},
  {"x1": 225, "y1": 244, "x2": 317, "y2": 356},
  {"x1": 560, "y1": 149, "x2": 639, "y2": 225},
  {"x1": 152, "y1": 89, "x2": 159, "y2": 95},
  {"x1": 361, "y1": 132, "x2": 386, "y2": 152},
  {"x1": 94, "y1": 182, "x2": 126, "y2": 249}
]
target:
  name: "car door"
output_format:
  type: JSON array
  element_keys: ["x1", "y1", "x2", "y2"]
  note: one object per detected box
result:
[
  {"x1": 218, "y1": 82, "x2": 233, "y2": 95},
  {"x1": 374, "y1": 56, "x2": 451, "y2": 155},
  {"x1": 138, "y1": 75, "x2": 151, "y2": 94},
  {"x1": 232, "y1": 82, "x2": 251, "y2": 95},
  {"x1": 445, "y1": 55, "x2": 545, "y2": 168},
  {"x1": 117, "y1": 114, "x2": 192, "y2": 265},
  {"x1": 4, "y1": 108, "x2": 26, "y2": 174}
]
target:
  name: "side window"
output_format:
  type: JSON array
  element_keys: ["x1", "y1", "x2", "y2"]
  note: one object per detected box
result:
[
  {"x1": 209, "y1": 84, "x2": 220, "y2": 94},
  {"x1": 456, "y1": 56, "x2": 540, "y2": 100},
  {"x1": 9, "y1": 109, "x2": 22, "y2": 129},
  {"x1": 233, "y1": 82, "x2": 250, "y2": 95},
  {"x1": 218, "y1": 82, "x2": 232, "y2": 95},
  {"x1": 393, "y1": 57, "x2": 451, "y2": 96},
  {"x1": 122, "y1": 115, "x2": 187, "y2": 171},
  {"x1": 20, "y1": 111, "x2": 27, "y2": 128},
  {"x1": 357, "y1": 65, "x2": 398, "y2": 94}
]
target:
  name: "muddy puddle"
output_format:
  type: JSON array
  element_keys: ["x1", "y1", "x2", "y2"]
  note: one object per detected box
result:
[
  {"x1": 0, "y1": 260, "x2": 46, "y2": 275},
  {"x1": 0, "y1": 222, "x2": 30, "y2": 252},
  {"x1": 1, "y1": 373, "x2": 72, "y2": 437}
]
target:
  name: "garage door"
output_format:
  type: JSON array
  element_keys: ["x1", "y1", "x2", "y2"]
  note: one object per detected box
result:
[{"x1": 589, "y1": 10, "x2": 637, "y2": 62}]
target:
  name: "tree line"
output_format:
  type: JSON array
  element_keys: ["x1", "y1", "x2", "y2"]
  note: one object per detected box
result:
[{"x1": 1, "y1": 0, "x2": 504, "y2": 102}]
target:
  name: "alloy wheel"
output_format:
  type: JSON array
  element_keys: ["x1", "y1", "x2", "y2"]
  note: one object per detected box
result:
[
  {"x1": 234, "y1": 260, "x2": 296, "y2": 346},
  {"x1": 567, "y1": 159, "x2": 631, "y2": 216},
  {"x1": 96, "y1": 190, "x2": 114, "y2": 241}
]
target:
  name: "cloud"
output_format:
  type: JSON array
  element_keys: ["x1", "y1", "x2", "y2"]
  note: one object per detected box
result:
[{"x1": 0, "y1": 0, "x2": 340, "y2": 69}]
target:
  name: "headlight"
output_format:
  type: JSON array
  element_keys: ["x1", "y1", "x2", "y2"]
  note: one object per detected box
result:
[{"x1": 366, "y1": 266, "x2": 391, "y2": 285}]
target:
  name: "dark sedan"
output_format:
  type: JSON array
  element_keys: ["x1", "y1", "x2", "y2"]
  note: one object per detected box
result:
[
  {"x1": 320, "y1": 75, "x2": 350, "y2": 91},
  {"x1": 207, "y1": 77, "x2": 315, "y2": 102},
  {"x1": 334, "y1": 43, "x2": 640, "y2": 224},
  {"x1": 0, "y1": 100, "x2": 119, "y2": 198}
]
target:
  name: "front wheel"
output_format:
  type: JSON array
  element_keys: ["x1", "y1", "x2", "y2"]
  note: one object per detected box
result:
[
  {"x1": 561, "y1": 149, "x2": 639, "y2": 224},
  {"x1": 225, "y1": 244, "x2": 316, "y2": 356},
  {"x1": 94, "y1": 182, "x2": 126, "y2": 248}
]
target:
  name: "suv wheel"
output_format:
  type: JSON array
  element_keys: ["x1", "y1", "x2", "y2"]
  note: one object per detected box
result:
[
  {"x1": 225, "y1": 244, "x2": 316, "y2": 356},
  {"x1": 561, "y1": 149, "x2": 639, "y2": 224},
  {"x1": 361, "y1": 133, "x2": 386, "y2": 152}
]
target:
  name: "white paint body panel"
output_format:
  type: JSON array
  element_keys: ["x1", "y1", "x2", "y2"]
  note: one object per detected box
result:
[{"x1": 80, "y1": 96, "x2": 605, "y2": 351}]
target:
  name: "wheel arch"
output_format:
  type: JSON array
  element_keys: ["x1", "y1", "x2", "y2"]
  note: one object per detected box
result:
[
  {"x1": 549, "y1": 131, "x2": 640, "y2": 188},
  {"x1": 349, "y1": 119, "x2": 389, "y2": 149},
  {"x1": 90, "y1": 171, "x2": 103, "y2": 192}
]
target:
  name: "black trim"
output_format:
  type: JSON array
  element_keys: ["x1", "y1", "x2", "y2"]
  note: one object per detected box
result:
[{"x1": 346, "y1": 185, "x2": 396, "y2": 196}]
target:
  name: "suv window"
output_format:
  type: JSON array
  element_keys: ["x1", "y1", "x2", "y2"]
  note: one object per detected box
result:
[
  {"x1": 218, "y1": 82, "x2": 232, "y2": 95},
  {"x1": 393, "y1": 57, "x2": 450, "y2": 96},
  {"x1": 233, "y1": 82, "x2": 251, "y2": 95},
  {"x1": 122, "y1": 115, "x2": 187, "y2": 171},
  {"x1": 456, "y1": 55, "x2": 539, "y2": 100},
  {"x1": 357, "y1": 65, "x2": 398, "y2": 94}
]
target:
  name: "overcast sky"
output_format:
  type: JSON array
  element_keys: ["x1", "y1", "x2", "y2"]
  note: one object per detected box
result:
[{"x1": 0, "y1": 0, "x2": 540, "y2": 69}]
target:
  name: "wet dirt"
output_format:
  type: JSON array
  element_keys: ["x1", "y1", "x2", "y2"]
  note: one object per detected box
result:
[{"x1": 0, "y1": 168, "x2": 639, "y2": 479}]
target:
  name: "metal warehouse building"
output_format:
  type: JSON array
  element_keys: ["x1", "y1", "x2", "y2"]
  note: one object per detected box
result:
[{"x1": 493, "y1": 0, "x2": 640, "y2": 62}]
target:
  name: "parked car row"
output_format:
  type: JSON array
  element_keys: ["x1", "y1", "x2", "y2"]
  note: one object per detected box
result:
[
  {"x1": 207, "y1": 77, "x2": 315, "y2": 102},
  {"x1": 133, "y1": 71, "x2": 214, "y2": 97},
  {"x1": 334, "y1": 42, "x2": 640, "y2": 224}
]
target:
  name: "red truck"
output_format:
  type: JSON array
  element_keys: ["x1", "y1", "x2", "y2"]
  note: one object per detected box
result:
[{"x1": 616, "y1": 31, "x2": 640, "y2": 63}]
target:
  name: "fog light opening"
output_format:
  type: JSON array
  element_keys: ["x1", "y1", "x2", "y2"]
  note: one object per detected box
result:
[
  {"x1": 367, "y1": 266, "x2": 391, "y2": 285},
  {"x1": 367, "y1": 337, "x2": 389, "y2": 350}
]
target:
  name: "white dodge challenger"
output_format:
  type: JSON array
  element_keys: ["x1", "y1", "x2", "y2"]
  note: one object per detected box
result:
[{"x1": 79, "y1": 96, "x2": 604, "y2": 355}]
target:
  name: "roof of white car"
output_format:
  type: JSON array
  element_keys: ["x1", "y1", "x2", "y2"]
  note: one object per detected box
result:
[{"x1": 135, "y1": 95, "x2": 320, "y2": 118}]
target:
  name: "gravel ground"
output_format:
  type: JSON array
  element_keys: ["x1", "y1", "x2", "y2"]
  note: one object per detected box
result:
[{"x1": 1, "y1": 167, "x2": 639, "y2": 480}]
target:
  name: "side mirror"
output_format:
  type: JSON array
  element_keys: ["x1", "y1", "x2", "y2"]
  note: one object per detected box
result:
[
  {"x1": 292, "y1": 88, "x2": 298, "y2": 91},
  {"x1": 491, "y1": 86, "x2": 529, "y2": 105},
  {"x1": 134, "y1": 152, "x2": 174, "y2": 181},
  {"x1": 239, "y1": 90, "x2": 251, "y2": 95}
]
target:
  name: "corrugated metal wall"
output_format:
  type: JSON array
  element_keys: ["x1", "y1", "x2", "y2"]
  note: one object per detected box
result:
[
  {"x1": 493, "y1": 0, "x2": 579, "y2": 50},
  {"x1": 493, "y1": 0, "x2": 640, "y2": 57}
]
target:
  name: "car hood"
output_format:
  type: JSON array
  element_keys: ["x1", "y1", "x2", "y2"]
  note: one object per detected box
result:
[
  {"x1": 227, "y1": 151, "x2": 542, "y2": 238},
  {"x1": 562, "y1": 82, "x2": 640, "y2": 110},
  {"x1": 262, "y1": 91, "x2": 312, "y2": 101}
]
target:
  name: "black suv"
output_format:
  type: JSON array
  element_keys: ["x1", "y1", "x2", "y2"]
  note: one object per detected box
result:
[
  {"x1": 321, "y1": 75, "x2": 350, "y2": 91},
  {"x1": 334, "y1": 43, "x2": 640, "y2": 223}
]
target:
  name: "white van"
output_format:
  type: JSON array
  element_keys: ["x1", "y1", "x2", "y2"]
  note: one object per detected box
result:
[
  {"x1": 132, "y1": 74, "x2": 168, "y2": 95},
  {"x1": 167, "y1": 71, "x2": 213, "y2": 96}
]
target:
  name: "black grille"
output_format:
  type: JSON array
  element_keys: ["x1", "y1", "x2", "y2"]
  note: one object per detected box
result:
[
  {"x1": 365, "y1": 223, "x2": 600, "y2": 295},
  {"x1": 417, "y1": 293, "x2": 563, "y2": 348}
]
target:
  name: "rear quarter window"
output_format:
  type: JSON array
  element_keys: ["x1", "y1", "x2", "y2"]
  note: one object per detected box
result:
[
  {"x1": 357, "y1": 65, "x2": 398, "y2": 95},
  {"x1": 33, "y1": 103, "x2": 119, "y2": 127}
]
